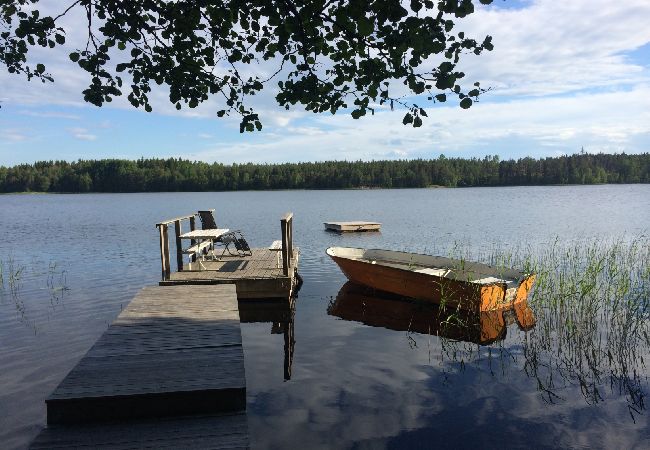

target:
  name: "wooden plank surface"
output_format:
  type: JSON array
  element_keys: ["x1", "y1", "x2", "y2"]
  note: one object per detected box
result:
[
  {"x1": 31, "y1": 412, "x2": 249, "y2": 449},
  {"x1": 324, "y1": 221, "x2": 381, "y2": 232},
  {"x1": 161, "y1": 248, "x2": 300, "y2": 298},
  {"x1": 46, "y1": 285, "x2": 246, "y2": 424}
]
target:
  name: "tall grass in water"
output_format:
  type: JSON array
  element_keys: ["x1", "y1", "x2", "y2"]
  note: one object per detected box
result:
[
  {"x1": 431, "y1": 237, "x2": 650, "y2": 419},
  {"x1": 0, "y1": 257, "x2": 69, "y2": 332},
  {"x1": 523, "y1": 237, "x2": 650, "y2": 419}
]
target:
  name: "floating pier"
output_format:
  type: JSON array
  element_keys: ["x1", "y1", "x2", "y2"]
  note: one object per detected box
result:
[
  {"x1": 324, "y1": 221, "x2": 381, "y2": 233},
  {"x1": 156, "y1": 212, "x2": 299, "y2": 300},
  {"x1": 31, "y1": 284, "x2": 249, "y2": 448}
]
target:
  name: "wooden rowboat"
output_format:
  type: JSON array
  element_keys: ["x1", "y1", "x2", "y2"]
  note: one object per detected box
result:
[{"x1": 326, "y1": 247, "x2": 536, "y2": 312}]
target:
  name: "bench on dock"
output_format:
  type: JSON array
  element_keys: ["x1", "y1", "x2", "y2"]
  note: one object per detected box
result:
[
  {"x1": 269, "y1": 240, "x2": 282, "y2": 267},
  {"x1": 182, "y1": 240, "x2": 212, "y2": 256}
]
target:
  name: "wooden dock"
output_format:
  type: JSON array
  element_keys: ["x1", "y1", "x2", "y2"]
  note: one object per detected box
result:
[
  {"x1": 31, "y1": 413, "x2": 249, "y2": 449},
  {"x1": 324, "y1": 221, "x2": 381, "y2": 233},
  {"x1": 31, "y1": 284, "x2": 249, "y2": 448},
  {"x1": 157, "y1": 212, "x2": 299, "y2": 300}
]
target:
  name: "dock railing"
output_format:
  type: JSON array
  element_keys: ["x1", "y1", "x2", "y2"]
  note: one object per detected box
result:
[
  {"x1": 280, "y1": 212, "x2": 294, "y2": 276},
  {"x1": 155, "y1": 213, "x2": 198, "y2": 281}
]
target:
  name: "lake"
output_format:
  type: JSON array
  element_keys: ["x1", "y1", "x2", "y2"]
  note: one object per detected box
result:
[{"x1": 1, "y1": 185, "x2": 649, "y2": 449}]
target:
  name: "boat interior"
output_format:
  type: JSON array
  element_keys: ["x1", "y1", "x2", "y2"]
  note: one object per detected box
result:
[{"x1": 326, "y1": 247, "x2": 528, "y2": 288}]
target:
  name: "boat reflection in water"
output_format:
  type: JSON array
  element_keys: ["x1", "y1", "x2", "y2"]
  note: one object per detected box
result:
[
  {"x1": 328, "y1": 282, "x2": 535, "y2": 345},
  {"x1": 238, "y1": 299, "x2": 296, "y2": 380}
]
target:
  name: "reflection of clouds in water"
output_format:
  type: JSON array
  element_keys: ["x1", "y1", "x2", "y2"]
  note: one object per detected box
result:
[{"x1": 244, "y1": 292, "x2": 650, "y2": 449}]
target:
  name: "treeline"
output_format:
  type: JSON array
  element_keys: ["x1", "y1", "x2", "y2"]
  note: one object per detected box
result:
[{"x1": 1, "y1": 153, "x2": 649, "y2": 193}]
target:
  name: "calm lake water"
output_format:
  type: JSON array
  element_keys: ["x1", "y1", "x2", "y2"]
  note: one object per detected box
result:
[{"x1": 1, "y1": 185, "x2": 649, "y2": 449}]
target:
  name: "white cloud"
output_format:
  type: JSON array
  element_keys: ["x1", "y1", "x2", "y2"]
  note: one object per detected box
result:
[
  {"x1": 186, "y1": 85, "x2": 650, "y2": 163},
  {"x1": 68, "y1": 127, "x2": 97, "y2": 141},
  {"x1": 1, "y1": 130, "x2": 28, "y2": 142},
  {"x1": 18, "y1": 110, "x2": 80, "y2": 120},
  {"x1": 457, "y1": 0, "x2": 650, "y2": 96}
]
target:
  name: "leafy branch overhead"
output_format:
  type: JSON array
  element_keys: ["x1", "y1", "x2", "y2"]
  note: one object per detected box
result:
[{"x1": 1, "y1": 0, "x2": 494, "y2": 131}]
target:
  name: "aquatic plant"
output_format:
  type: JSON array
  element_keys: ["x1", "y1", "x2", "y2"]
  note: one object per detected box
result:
[
  {"x1": 46, "y1": 261, "x2": 69, "y2": 307},
  {"x1": 6, "y1": 255, "x2": 25, "y2": 297},
  {"x1": 0, "y1": 257, "x2": 70, "y2": 332},
  {"x1": 522, "y1": 237, "x2": 650, "y2": 420},
  {"x1": 421, "y1": 237, "x2": 650, "y2": 420}
]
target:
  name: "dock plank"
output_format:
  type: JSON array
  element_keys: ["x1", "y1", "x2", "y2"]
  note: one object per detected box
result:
[
  {"x1": 31, "y1": 412, "x2": 249, "y2": 449},
  {"x1": 45, "y1": 284, "x2": 246, "y2": 425},
  {"x1": 164, "y1": 247, "x2": 299, "y2": 299}
]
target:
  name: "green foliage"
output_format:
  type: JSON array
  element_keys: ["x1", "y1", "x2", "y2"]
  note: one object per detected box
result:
[
  {"x1": 0, "y1": 152, "x2": 648, "y2": 193},
  {"x1": 1, "y1": 0, "x2": 495, "y2": 130}
]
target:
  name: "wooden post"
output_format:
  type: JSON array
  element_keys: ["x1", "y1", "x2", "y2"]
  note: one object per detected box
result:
[
  {"x1": 287, "y1": 215, "x2": 293, "y2": 270},
  {"x1": 174, "y1": 220, "x2": 183, "y2": 271},
  {"x1": 157, "y1": 224, "x2": 171, "y2": 281},
  {"x1": 158, "y1": 225, "x2": 167, "y2": 281},
  {"x1": 280, "y1": 212, "x2": 293, "y2": 276},
  {"x1": 163, "y1": 225, "x2": 171, "y2": 280},
  {"x1": 189, "y1": 216, "x2": 197, "y2": 262}
]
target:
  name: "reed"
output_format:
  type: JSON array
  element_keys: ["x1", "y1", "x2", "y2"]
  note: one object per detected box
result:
[
  {"x1": 427, "y1": 236, "x2": 650, "y2": 419},
  {"x1": 5, "y1": 255, "x2": 25, "y2": 296}
]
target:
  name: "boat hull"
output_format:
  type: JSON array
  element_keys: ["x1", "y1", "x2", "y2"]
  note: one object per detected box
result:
[{"x1": 328, "y1": 249, "x2": 535, "y2": 312}]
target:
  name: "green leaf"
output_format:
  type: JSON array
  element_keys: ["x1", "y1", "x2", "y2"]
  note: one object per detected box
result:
[
  {"x1": 55, "y1": 34, "x2": 65, "y2": 45},
  {"x1": 69, "y1": 52, "x2": 80, "y2": 62},
  {"x1": 36, "y1": 63, "x2": 45, "y2": 73},
  {"x1": 460, "y1": 98, "x2": 472, "y2": 109},
  {"x1": 402, "y1": 113, "x2": 413, "y2": 125},
  {"x1": 439, "y1": 62, "x2": 454, "y2": 73},
  {"x1": 357, "y1": 17, "x2": 373, "y2": 36},
  {"x1": 413, "y1": 116, "x2": 423, "y2": 127},
  {"x1": 435, "y1": 94, "x2": 446, "y2": 102}
]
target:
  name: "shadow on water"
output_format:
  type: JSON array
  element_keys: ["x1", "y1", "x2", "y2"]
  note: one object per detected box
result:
[{"x1": 239, "y1": 299, "x2": 296, "y2": 381}]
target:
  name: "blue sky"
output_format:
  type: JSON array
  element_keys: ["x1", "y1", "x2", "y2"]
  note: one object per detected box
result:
[{"x1": 1, "y1": 0, "x2": 649, "y2": 166}]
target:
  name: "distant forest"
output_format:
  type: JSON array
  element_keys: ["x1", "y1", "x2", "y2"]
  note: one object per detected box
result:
[{"x1": 1, "y1": 152, "x2": 649, "y2": 193}]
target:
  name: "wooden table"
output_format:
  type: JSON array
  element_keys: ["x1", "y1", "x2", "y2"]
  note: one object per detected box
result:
[{"x1": 179, "y1": 228, "x2": 230, "y2": 268}]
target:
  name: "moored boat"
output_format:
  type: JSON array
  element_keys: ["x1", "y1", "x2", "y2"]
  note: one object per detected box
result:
[{"x1": 326, "y1": 247, "x2": 536, "y2": 312}]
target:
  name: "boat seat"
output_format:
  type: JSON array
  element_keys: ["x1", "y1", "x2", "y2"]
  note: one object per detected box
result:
[
  {"x1": 414, "y1": 268, "x2": 451, "y2": 277},
  {"x1": 474, "y1": 276, "x2": 508, "y2": 284}
]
